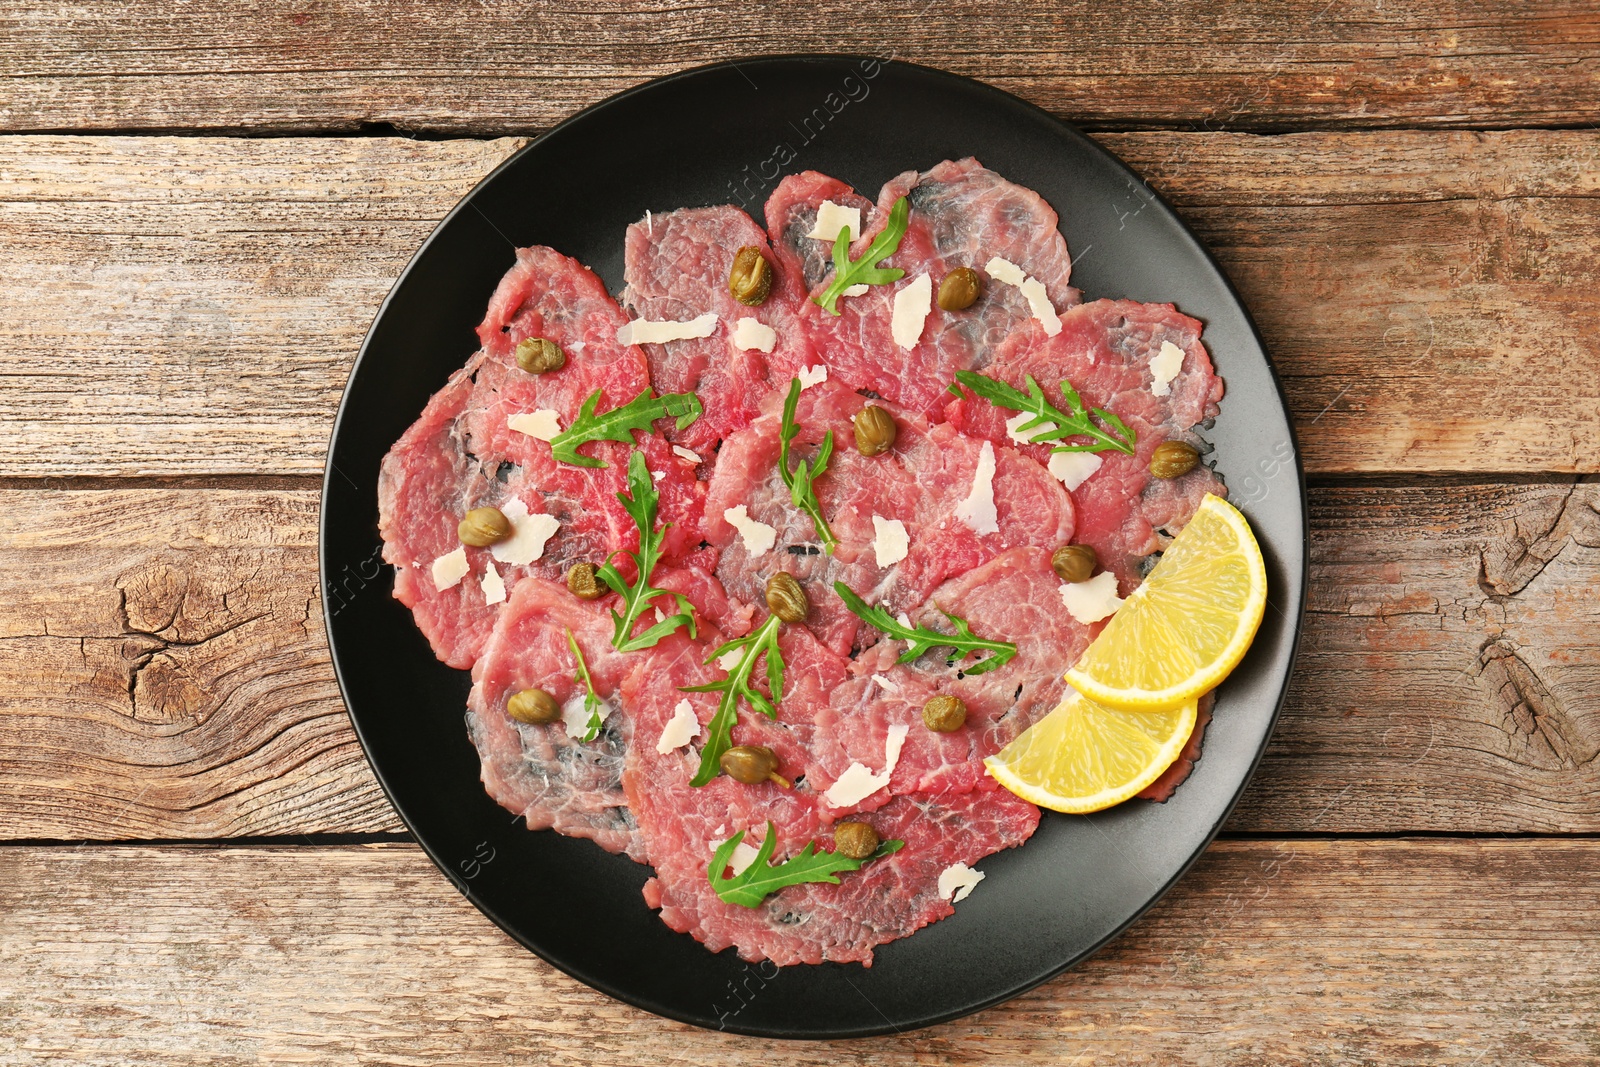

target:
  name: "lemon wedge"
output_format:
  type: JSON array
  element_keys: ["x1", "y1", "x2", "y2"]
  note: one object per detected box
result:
[
  {"x1": 984, "y1": 691, "x2": 1198, "y2": 813},
  {"x1": 1064, "y1": 494, "x2": 1266, "y2": 711}
]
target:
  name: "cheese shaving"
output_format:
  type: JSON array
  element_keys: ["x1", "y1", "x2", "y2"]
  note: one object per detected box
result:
[
  {"x1": 797, "y1": 364, "x2": 829, "y2": 389},
  {"x1": 1061, "y1": 571, "x2": 1125, "y2": 624},
  {"x1": 823, "y1": 724, "x2": 910, "y2": 808},
  {"x1": 479, "y1": 560, "x2": 506, "y2": 605},
  {"x1": 807, "y1": 200, "x2": 860, "y2": 242},
  {"x1": 616, "y1": 312, "x2": 718, "y2": 346},
  {"x1": 717, "y1": 648, "x2": 743, "y2": 673},
  {"x1": 430, "y1": 547, "x2": 469, "y2": 591},
  {"x1": 490, "y1": 498, "x2": 560, "y2": 566},
  {"x1": 984, "y1": 256, "x2": 1061, "y2": 336},
  {"x1": 506, "y1": 408, "x2": 561, "y2": 441},
  {"x1": 871, "y1": 515, "x2": 910, "y2": 567},
  {"x1": 954, "y1": 440, "x2": 999, "y2": 535},
  {"x1": 938, "y1": 862, "x2": 985, "y2": 903},
  {"x1": 672, "y1": 445, "x2": 701, "y2": 464},
  {"x1": 841, "y1": 284, "x2": 869, "y2": 298},
  {"x1": 731, "y1": 316, "x2": 777, "y2": 353},
  {"x1": 1151, "y1": 340, "x2": 1185, "y2": 397},
  {"x1": 729, "y1": 839, "x2": 763, "y2": 877},
  {"x1": 562, "y1": 694, "x2": 610, "y2": 740},
  {"x1": 723, "y1": 504, "x2": 777, "y2": 556},
  {"x1": 655, "y1": 699, "x2": 699, "y2": 754},
  {"x1": 1048, "y1": 451, "x2": 1103, "y2": 492},
  {"x1": 890, "y1": 273, "x2": 932, "y2": 349}
]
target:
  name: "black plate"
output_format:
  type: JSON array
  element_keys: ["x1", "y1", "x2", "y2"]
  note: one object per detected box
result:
[{"x1": 321, "y1": 55, "x2": 1307, "y2": 1039}]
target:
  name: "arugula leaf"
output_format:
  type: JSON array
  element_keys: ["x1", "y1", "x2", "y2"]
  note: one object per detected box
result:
[
  {"x1": 952, "y1": 370, "x2": 1137, "y2": 456},
  {"x1": 708, "y1": 821, "x2": 905, "y2": 908},
  {"x1": 777, "y1": 378, "x2": 838, "y2": 554},
  {"x1": 814, "y1": 197, "x2": 910, "y2": 315},
  {"x1": 549, "y1": 387, "x2": 703, "y2": 468},
  {"x1": 680, "y1": 614, "x2": 784, "y2": 787},
  {"x1": 565, "y1": 627, "x2": 604, "y2": 742},
  {"x1": 834, "y1": 581, "x2": 1018, "y2": 676},
  {"x1": 595, "y1": 451, "x2": 697, "y2": 653}
]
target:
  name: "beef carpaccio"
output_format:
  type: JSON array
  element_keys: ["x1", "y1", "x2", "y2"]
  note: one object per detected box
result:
[{"x1": 376, "y1": 158, "x2": 1228, "y2": 966}]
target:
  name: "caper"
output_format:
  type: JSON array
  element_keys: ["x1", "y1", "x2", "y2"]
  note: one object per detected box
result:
[
  {"x1": 764, "y1": 572, "x2": 809, "y2": 623},
  {"x1": 834, "y1": 821, "x2": 880, "y2": 860},
  {"x1": 936, "y1": 267, "x2": 982, "y2": 311},
  {"x1": 566, "y1": 561, "x2": 603, "y2": 601},
  {"x1": 853, "y1": 405, "x2": 897, "y2": 457},
  {"x1": 515, "y1": 337, "x2": 566, "y2": 374},
  {"x1": 507, "y1": 687, "x2": 561, "y2": 725},
  {"x1": 922, "y1": 694, "x2": 968, "y2": 732},
  {"x1": 458, "y1": 506, "x2": 511, "y2": 547},
  {"x1": 728, "y1": 246, "x2": 773, "y2": 306},
  {"x1": 1051, "y1": 543, "x2": 1098, "y2": 584},
  {"x1": 720, "y1": 744, "x2": 791, "y2": 788},
  {"x1": 1149, "y1": 440, "x2": 1200, "y2": 479}
]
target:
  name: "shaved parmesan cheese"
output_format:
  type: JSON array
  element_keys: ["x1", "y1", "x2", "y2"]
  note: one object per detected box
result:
[
  {"x1": 655, "y1": 699, "x2": 699, "y2": 754},
  {"x1": 480, "y1": 560, "x2": 506, "y2": 605},
  {"x1": 872, "y1": 515, "x2": 910, "y2": 567},
  {"x1": 490, "y1": 498, "x2": 560, "y2": 566},
  {"x1": 1048, "y1": 451, "x2": 1103, "y2": 492},
  {"x1": 717, "y1": 648, "x2": 743, "y2": 673},
  {"x1": 562, "y1": 694, "x2": 610, "y2": 740},
  {"x1": 672, "y1": 445, "x2": 701, "y2": 463},
  {"x1": 1061, "y1": 571, "x2": 1124, "y2": 624},
  {"x1": 841, "y1": 284, "x2": 869, "y2": 298},
  {"x1": 731, "y1": 316, "x2": 777, "y2": 353},
  {"x1": 797, "y1": 364, "x2": 829, "y2": 389},
  {"x1": 729, "y1": 839, "x2": 763, "y2": 876},
  {"x1": 506, "y1": 408, "x2": 561, "y2": 441},
  {"x1": 985, "y1": 256, "x2": 1061, "y2": 336},
  {"x1": 807, "y1": 200, "x2": 860, "y2": 242},
  {"x1": 870, "y1": 673, "x2": 901, "y2": 694},
  {"x1": 954, "y1": 440, "x2": 999, "y2": 535},
  {"x1": 823, "y1": 724, "x2": 909, "y2": 808},
  {"x1": 1004, "y1": 412, "x2": 1036, "y2": 444},
  {"x1": 616, "y1": 312, "x2": 718, "y2": 346},
  {"x1": 430, "y1": 547, "x2": 469, "y2": 591},
  {"x1": 723, "y1": 505, "x2": 776, "y2": 556},
  {"x1": 890, "y1": 273, "x2": 932, "y2": 349},
  {"x1": 938, "y1": 862, "x2": 985, "y2": 903},
  {"x1": 1151, "y1": 340, "x2": 1185, "y2": 397}
]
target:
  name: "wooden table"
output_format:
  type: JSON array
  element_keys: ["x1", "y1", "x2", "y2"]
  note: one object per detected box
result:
[{"x1": 3, "y1": 4, "x2": 1597, "y2": 1063}]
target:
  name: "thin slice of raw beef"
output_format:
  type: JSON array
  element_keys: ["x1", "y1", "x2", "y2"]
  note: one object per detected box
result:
[
  {"x1": 621, "y1": 206, "x2": 815, "y2": 453},
  {"x1": 763, "y1": 170, "x2": 876, "y2": 301},
  {"x1": 703, "y1": 380, "x2": 1074, "y2": 657},
  {"x1": 620, "y1": 639, "x2": 1039, "y2": 966},
  {"x1": 1139, "y1": 693, "x2": 1215, "y2": 802},
  {"x1": 770, "y1": 158, "x2": 1080, "y2": 421},
  {"x1": 466, "y1": 564, "x2": 744, "y2": 860},
  {"x1": 945, "y1": 298, "x2": 1227, "y2": 591}
]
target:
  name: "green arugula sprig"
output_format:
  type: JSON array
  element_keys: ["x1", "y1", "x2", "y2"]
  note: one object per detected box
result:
[
  {"x1": 565, "y1": 627, "x2": 604, "y2": 742},
  {"x1": 550, "y1": 387, "x2": 702, "y2": 468},
  {"x1": 680, "y1": 615, "x2": 784, "y2": 787},
  {"x1": 778, "y1": 377, "x2": 838, "y2": 555},
  {"x1": 953, "y1": 370, "x2": 1137, "y2": 456},
  {"x1": 834, "y1": 581, "x2": 1018, "y2": 676},
  {"x1": 814, "y1": 196, "x2": 910, "y2": 315},
  {"x1": 708, "y1": 821, "x2": 905, "y2": 908},
  {"x1": 596, "y1": 451, "x2": 697, "y2": 653}
]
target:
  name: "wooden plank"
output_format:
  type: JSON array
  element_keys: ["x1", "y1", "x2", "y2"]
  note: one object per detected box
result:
[
  {"x1": 2, "y1": 131, "x2": 1597, "y2": 477},
  {"x1": 2, "y1": 3, "x2": 1599, "y2": 133},
  {"x1": 2, "y1": 482, "x2": 1596, "y2": 839},
  {"x1": 1, "y1": 840, "x2": 1595, "y2": 1062}
]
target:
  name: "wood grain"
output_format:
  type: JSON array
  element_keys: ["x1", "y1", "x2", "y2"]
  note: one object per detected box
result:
[
  {"x1": 2, "y1": 2, "x2": 1599, "y2": 134},
  {"x1": 2, "y1": 130, "x2": 1597, "y2": 477},
  {"x1": 1, "y1": 840, "x2": 1595, "y2": 1063},
  {"x1": 3, "y1": 483, "x2": 1596, "y2": 840}
]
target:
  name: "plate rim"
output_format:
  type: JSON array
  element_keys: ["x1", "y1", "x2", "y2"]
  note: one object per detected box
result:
[{"x1": 320, "y1": 52, "x2": 1309, "y2": 1038}]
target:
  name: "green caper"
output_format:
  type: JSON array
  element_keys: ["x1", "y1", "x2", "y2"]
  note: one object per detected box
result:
[
  {"x1": 458, "y1": 506, "x2": 511, "y2": 547},
  {"x1": 1149, "y1": 440, "x2": 1200, "y2": 479},
  {"x1": 853, "y1": 405, "x2": 897, "y2": 456},
  {"x1": 728, "y1": 246, "x2": 773, "y2": 306},
  {"x1": 922, "y1": 694, "x2": 968, "y2": 732},
  {"x1": 833, "y1": 821, "x2": 880, "y2": 860},
  {"x1": 1051, "y1": 543, "x2": 1098, "y2": 584},
  {"x1": 566, "y1": 562, "x2": 603, "y2": 601},
  {"x1": 515, "y1": 337, "x2": 566, "y2": 374},
  {"x1": 506, "y1": 688, "x2": 561, "y2": 725},
  {"x1": 936, "y1": 267, "x2": 982, "y2": 311},
  {"x1": 764, "y1": 572, "x2": 809, "y2": 623},
  {"x1": 720, "y1": 744, "x2": 791, "y2": 788}
]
